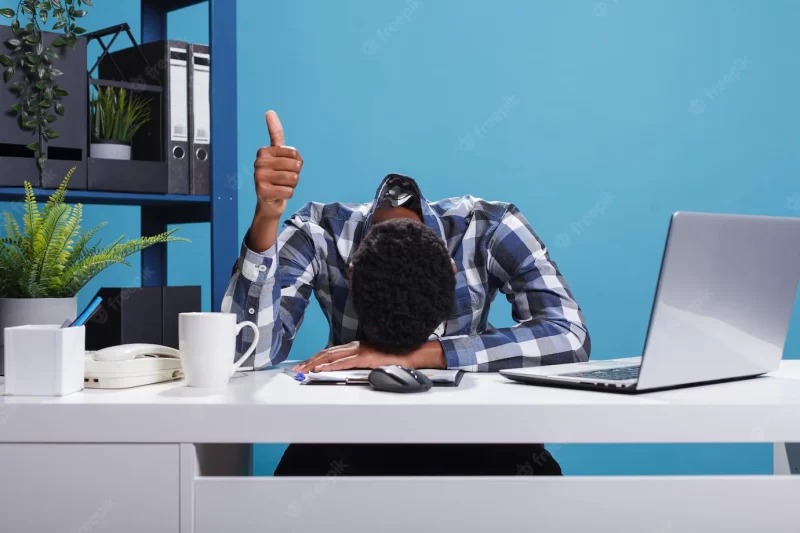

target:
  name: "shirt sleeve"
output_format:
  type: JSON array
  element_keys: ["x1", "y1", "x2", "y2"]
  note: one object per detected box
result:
[
  {"x1": 437, "y1": 205, "x2": 591, "y2": 372},
  {"x1": 221, "y1": 216, "x2": 318, "y2": 369}
]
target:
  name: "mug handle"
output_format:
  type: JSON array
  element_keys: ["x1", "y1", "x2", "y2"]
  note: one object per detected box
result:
[{"x1": 231, "y1": 321, "x2": 260, "y2": 375}]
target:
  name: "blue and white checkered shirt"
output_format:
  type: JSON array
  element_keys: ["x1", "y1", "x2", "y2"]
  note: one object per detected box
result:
[{"x1": 222, "y1": 174, "x2": 591, "y2": 371}]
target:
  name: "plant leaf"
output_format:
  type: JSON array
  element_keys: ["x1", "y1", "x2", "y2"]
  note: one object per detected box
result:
[
  {"x1": 38, "y1": 155, "x2": 47, "y2": 169},
  {"x1": 55, "y1": 102, "x2": 64, "y2": 115},
  {"x1": 5, "y1": 171, "x2": 186, "y2": 298},
  {"x1": 52, "y1": 37, "x2": 67, "y2": 47},
  {"x1": 0, "y1": 7, "x2": 15, "y2": 17},
  {"x1": 0, "y1": 55, "x2": 12, "y2": 67},
  {"x1": 3, "y1": 67, "x2": 14, "y2": 83},
  {"x1": 22, "y1": 180, "x2": 42, "y2": 259},
  {"x1": 26, "y1": 142, "x2": 39, "y2": 151}
]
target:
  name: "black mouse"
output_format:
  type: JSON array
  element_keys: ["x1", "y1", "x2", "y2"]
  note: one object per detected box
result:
[{"x1": 368, "y1": 365, "x2": 432, "y2": 393}]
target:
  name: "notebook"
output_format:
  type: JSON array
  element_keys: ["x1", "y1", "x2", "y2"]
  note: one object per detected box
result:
[{"x1": 283, "y1": 368, "x2": 464, "y2": 386}]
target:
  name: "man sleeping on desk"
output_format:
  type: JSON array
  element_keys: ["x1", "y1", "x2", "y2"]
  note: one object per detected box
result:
[{"x1": 222, "y1": 111, "x2": 591, "y2": 476}]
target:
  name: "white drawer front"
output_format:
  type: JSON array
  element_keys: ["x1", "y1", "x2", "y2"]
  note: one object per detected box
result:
[
  {"x1": 0, "y1": 443, "x2": 179, "y2": 533},
  {"x1": 195, "y1": 475, "x2": 800, "y2": 533}
]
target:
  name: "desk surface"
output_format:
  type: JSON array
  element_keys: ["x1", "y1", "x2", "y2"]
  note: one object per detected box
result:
[{"x1": 3, "y1": 362, "x2": 800, "y2": 444}]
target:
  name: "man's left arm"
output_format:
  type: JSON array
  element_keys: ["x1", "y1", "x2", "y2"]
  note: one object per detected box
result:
[{"x1": 437, "y1": 205, "x2": 591, "y2": 372}]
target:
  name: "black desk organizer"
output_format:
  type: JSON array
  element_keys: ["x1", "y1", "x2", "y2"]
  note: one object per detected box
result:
[
  {"x1": 84, "y1": 286, "x2": 201, "y2": 350},
  {"x1": 0, "y1": 26, "x2": 87, "y2": 189},
  {"x1": 85, "y1": 24, "x2": 172, "y2": 194}
]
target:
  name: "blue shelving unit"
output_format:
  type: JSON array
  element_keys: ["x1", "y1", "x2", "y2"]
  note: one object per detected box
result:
[{"x1": 0, "y1": 0, "x2": 238, "y2": 311}]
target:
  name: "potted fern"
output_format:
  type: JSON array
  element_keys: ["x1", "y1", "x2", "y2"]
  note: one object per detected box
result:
[
  {"x1": 0, "y1": 168, "x2": 187, "y2": 374},
  {"x1": 90, "y1": 86, "x2": 151, "y2": 160}
]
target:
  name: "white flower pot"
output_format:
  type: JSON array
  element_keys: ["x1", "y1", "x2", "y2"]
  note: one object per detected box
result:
[
  {"x1": 91, "y1": 141, "x2": 132, "y2": 160},
  {"x1": 0, "y1": 297, "x2": 78, "y2": 376}
]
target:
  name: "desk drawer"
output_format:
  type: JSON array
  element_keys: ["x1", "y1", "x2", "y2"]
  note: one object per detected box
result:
[
  {"x1": 194, "y1": 475, "x2": 800, "y2": 533},
  {"x1": 0, "y1": 443, "x2": 179, "y2": 533}
]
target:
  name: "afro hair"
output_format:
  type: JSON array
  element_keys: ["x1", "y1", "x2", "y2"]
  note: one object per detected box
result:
[{"x1": 350, "y1": 218, "x2": 456, "y2": 354}]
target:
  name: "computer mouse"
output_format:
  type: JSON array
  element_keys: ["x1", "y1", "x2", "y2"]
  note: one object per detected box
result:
[{"x1": 368, "y1": 365, "x2": 432, "y2": 393}]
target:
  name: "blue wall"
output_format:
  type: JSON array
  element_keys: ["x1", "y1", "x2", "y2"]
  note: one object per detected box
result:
[{"x1": 237, "y1": 0, "x2": 799, "y2": 475}]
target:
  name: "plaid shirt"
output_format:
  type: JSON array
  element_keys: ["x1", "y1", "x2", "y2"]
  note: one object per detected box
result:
[{"x1": 222, "y1": 174, "x2": 591, "y2": 371}]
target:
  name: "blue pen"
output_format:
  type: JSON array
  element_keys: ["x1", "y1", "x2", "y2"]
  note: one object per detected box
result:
[
  {"x1": 69, "y1": 296, "x2": 103, "y2": 327},
  {"x1": 282, "y1": 367, "x2": 308, "y2": 383}
]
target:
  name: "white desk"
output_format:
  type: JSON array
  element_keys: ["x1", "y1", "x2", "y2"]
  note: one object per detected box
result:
[{"x1": 2, "y1": 362, "x2": 800, "y2": 532}]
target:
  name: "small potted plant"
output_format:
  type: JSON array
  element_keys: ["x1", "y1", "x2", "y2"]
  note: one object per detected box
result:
[
  {"x1": 0, "y1": 167, "x2": 187, "y2": 374},
  {"x1": 90, "y1": 86, "x2": 151, "y2": 160}
]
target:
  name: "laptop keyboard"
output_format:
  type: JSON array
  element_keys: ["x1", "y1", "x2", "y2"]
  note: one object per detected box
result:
[{"x1": 562, "y1": 366, "x2": 641, "y2": 381}]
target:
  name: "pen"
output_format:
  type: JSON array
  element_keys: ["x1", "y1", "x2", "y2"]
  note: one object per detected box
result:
[
  {"x1": 69, "y1": 296, "x2": 103, "y2": 327},
  {"x1": 283, "y1": 367, "x2": 308, "y2": 383}
]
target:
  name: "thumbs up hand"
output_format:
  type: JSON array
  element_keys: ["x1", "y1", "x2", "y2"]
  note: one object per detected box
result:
[{"x1": 253, "y1": 110, "x2": 303, "y2": 220}]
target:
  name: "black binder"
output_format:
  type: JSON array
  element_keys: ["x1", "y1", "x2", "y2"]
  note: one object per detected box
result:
[
  {"x1": 100, "y1": 40, "x2": 190, "y2": 194},
  {"x1": 188, "y1": 44, "x2": 211, "y2": 195}
]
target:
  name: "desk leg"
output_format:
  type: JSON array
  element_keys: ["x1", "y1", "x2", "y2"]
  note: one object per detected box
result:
[
  {"x1": 195, "y1": 443, "x2": 253, "y2": 476},
  {"x1": 774, "y1": 443, "x2": 800, "y2": 475},
  {"x1": 181, "y1": 444, "x2": 253, "y2": 532}
]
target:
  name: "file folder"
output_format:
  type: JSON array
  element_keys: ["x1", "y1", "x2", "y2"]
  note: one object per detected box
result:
[
  {"x1": 189, "y1": 44, "x2": 211, "y2": 196},
  {"x1": 100, "y1": 40, "x2": 191, "y2": 194}
]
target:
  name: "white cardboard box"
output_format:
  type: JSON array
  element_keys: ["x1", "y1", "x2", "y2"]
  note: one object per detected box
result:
[{"x1": 4, "y1": 325, "x2": 85, "y2": 396}]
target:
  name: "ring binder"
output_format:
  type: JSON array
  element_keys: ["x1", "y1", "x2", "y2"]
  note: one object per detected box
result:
[{"x1": 189, "y1": 44, "x2": 211, "y2": 195}]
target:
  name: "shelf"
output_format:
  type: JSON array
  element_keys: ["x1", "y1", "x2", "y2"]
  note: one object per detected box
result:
[
  {"x1": 0, "y1": 188, "x2": 209, "y2": 207},
  {"x1": 143, "y1": 0, "x2": 207, "y2": 13}
]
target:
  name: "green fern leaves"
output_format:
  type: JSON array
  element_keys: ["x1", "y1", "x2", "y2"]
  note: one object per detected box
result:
[{"x1": 0, "y1": 168, "x2": 188, "y2": 298}]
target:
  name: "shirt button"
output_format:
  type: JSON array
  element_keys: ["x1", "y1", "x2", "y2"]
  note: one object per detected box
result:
[
  {"x1": 248, "y1": 308, "x2": 255, "y2": 315},
  {"x1": 258, "y1": 265, "x2": 267, "y2": 272}
]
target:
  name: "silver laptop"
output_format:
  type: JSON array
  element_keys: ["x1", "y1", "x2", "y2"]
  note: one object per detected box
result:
[{"x1": 501, "y1": 212, "x2": 800, "y2": 393}]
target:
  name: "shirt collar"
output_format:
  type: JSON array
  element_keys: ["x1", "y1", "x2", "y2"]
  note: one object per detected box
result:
[{"x1": 362, "y1": 174, "x2": 445, "y2": 243}]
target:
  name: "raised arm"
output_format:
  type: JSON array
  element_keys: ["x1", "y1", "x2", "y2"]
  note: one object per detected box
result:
[
  {"x1": 439, "y1": 205, "x2": 591, "y2": 371},
  {"x1": 222, "y1": 217, "x2": 317, "y2": 369},
  {"x1": 221, "y1": 111, "x2": 313, "y2": 369}
]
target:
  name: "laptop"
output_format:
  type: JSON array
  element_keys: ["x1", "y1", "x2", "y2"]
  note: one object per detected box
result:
[{"x1": 500, "y1": 212, "x2": 800, "y2": 393}]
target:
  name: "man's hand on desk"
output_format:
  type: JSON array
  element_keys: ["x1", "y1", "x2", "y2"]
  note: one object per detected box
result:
[{"x1": 291, "y1": 340, "x2": 447, "y2": 372}]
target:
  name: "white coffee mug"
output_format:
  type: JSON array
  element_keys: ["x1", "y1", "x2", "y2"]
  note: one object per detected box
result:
[{"x1": 179, "y1": 312, "x2": 260, "y2": 388}]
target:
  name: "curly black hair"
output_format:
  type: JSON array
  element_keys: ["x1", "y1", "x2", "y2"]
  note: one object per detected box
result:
[{"x1": 350, "y1": 218, "x2": 456, "y2": 354}]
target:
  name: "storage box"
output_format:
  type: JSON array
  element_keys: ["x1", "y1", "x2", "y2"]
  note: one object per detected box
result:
[
  {"x1": 84, "y1": 287, "x2": 163, "y2": 351},
  {"x1": 0, "y1": 26, "x2": 87, "y2": 189},
  {"x1": 4, "y1": 325, "x2": 85, "y2": 397},
  {"x1": 84, "y1": 286, "x2": 202, "y2": 350}
]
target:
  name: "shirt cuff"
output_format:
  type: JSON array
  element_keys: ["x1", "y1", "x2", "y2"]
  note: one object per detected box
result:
[
  {"x1": 438, "y1": 334, "x2": 478, "y2": 371},
  {"x1": 237, "y1": 238, "x2": 278, "y2": 284}
]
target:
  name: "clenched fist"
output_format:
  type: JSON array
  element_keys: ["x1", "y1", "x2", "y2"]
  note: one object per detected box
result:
[
  {"x1": 254, "y1": 110, "x2": 304, "y2": 220},
  {"x1": 247, "y1": 111, "x2": 304, "y2": 252}
]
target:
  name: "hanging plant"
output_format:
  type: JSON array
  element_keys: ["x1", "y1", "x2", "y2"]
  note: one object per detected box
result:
[{"x1": 0, "y1": 0, "x2": 92, "y2": 170}]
